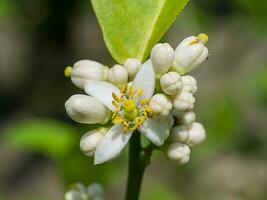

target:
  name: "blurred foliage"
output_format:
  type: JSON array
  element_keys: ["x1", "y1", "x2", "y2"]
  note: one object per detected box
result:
[
  {"x1": 195, "y1": 95, "x2": 243, "y2": 158},
  {"x1": 250, "y1": 67, "x2": 267, "y2": 107},
  {"x1": 141, "y1": 183, "x2": 183, "y2": 200},
  {"x1": 2, "y1": 118, "x2": 123, "y2": 186},
  {"x1": 4, "y1": 119, "x2": 77, "y2": 159}
]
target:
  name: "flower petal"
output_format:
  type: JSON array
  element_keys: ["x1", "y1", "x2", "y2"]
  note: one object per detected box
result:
[
  {"x1": 133, "y1": 59, "x2": 155, "y2": 101},
  {"x1": 138, "y1": 118, "x2": 170, "y2": 146},
  {"x1": 84, "y1": 80, "x2": 120, "y2": 112},
  {"x1": 94, "y1": 124, "x2": 132, "y2": 164}
]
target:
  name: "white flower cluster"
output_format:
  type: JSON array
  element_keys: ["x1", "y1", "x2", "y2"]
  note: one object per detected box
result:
[
  {"x1": 65, "y1": 182, "x2": 106, "y2": 200},
  {"x1": 64, "y1": 33, "x2": 209, "y2": 165}
]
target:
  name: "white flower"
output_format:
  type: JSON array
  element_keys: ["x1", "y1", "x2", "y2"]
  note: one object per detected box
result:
[
  {"x1": 149, "y1": 94, "x2": 173, "y2": 116},
  {"x1": 186, "y1": 122, "x2": 206, "y2": 146},
  {"x1": 65, "y1": 190, "x2": 87, "y2": 200},
  {"x1": 168, "y1": 125, "x2": 189, "y2": 143},
  {"x1": 123, "y1": 58, "x2": 141, "y2": 79},
  {"x1": 80, "y1": 128, "x2": 106, "y2": 156},
  {"x1": 87, "y1": 183, "x2": 105, "y2": 199},
  {"x1": 107, "y1": 64, "x2": 128, "y2": 88},
  {"x1": 172, "y1": 110, "x2": 196, "y2": 126},
  {"x1": 181, "y1": 75, "x2": 197, "y2": 94},
  {"x1": 65, "y1": 183, "x2": 106, "y2": 200},
  {"x1": 150, "y1": 43, "x2": 174, "y2": 74},
  {"x1": 65, "y1": 94, "x2": 111, "y2": 124},
  {"x1": 84, "y1": 60, "x2": 170, "y2": 164},
  {"x1": 65, "y1": 60, "x2": 108, "y2": 89},
  {"x1": 173, "y1": 33, "x2": 209, "y2": 75},
  {"x1": 173, "y1": 90, "x2": 195, "y2": 112},
  {"x1": 160, "y1": 72, "x2": 183, "y2": 95},
  {"x1": 166, "y1": 143, "x2": 190, "y2": 165}
]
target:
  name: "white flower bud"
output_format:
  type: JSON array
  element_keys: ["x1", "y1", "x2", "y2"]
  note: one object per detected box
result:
[
  {"x1": 80, "y1": 128, "x2": 106, "y2": 157},
  {"x1": 87, "y1": 183, "x2": 105, "y2": 198},
  {"x1": 153, "y1": 114, "x2": 174, "y2": 129},
  {"x1": 65, "y1": 190, "x2": 87, "y2": 200},
  {"x1": 173, "y1": 34, "x2": 209, "y2": 75},
  {"x1": 181, "y1": 75, "x2": 197, "y2": 94},
  {"x1": 173, "y1": 91, "x2": 195, "y2": 112},
  {"x1": 69, "y1": 60, "x2": 108, "y2": 89},
  {"x1": 186, "y1": 122, "x2": 206, "y2": 146},
  {"x1": 65, "y1": 94, "x2": 110, "y2": 124},
  {"x1": 160, "y1": 72, "x2": 183, "y2": 95},
  {"x1": 166, "y1": 143, "x2": 190, "y2": 165},
  {"x1": 108, "y1": 64, "x2": 128, "y2": 87},
  {"x1": 149, "y1": 94, "x2": 173, "y2": 116},
  {"x1": 150, "y1": 43, "x2": 174, "y2": 74},
  {"x1": 123, "y1": 58, "x2": 141, "y2": 78},
  {"x1": 172, "y1": 110, "x2": 196, "y2": 126},
  {"x1": 169, "y1": 125, "x2": 189, "y2": 143}
]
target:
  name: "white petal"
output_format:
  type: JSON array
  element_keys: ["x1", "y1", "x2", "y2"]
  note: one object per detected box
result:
[
  {"x1": 94, "y1": 125, "x2": 132, "y2": 164},
  {"x1": 133, "y1": 59, "x2": 155, "y2": 101},
  {"x1": 138, "y1": 118, "x2": 169, "y2": 146},
  {"x1": 84, "y1": 80, "x2": 120, "y2": 112}
]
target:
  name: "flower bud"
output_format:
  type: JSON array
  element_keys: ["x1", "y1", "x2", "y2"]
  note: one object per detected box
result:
[
  {"x1": 166, "y1": 143, "x2": 190, "y2": 165},
  {"x1": 160, "y1": 72, "x2": 183, "y2": 95},
  {"x1": 173, "y1": 34, "x2": 209, "y2": 75},
  {"x1": 186, "y1": 122, "x2": 206, "y2": 146},
  {"x1": 181, "y1": 75, "x2": 197, "y2": 94},
  {"x1": 150, "y1": 43, "x2": 174, "y2": 74},
  {"x1": 68, "y1": 60, "x2": 108, "y2": 89},
  {"x1": 173, "y1": 91, "x2": 195, "y2": 112},
  {"x1": 149, "y1": 94, "x2": 173, "y2": 116},
  {"x1": 80, "y1": 128, "x2": 106, "y2": 157},
  {"x1": 87, "y1": 183, "x2": 105, "y2": 198},
  {"x1": 169, "y1": 125, "x2": 189, "y2": 143},
  {"x1": 65, "y1": 94, "x2": 110, "y2": 124},
  {"x1": 123, "y1": 58, "x2": 141, "y2": 78},
  {"x1": 108, "y1": 64, "x2": 128, "y2": 88},
  {"x1": 65, "y1": 190, "x2": 87, "y2": 200},
  {"x1": 172, "y1": 110, "x2": 196, "y2": 126},
  {"x1": 153, "y1": 114, "x2": 174, "y2": 129}
]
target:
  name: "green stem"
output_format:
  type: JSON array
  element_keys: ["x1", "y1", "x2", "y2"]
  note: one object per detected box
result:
[{"x1": 125, "y1": 132, "x2": 154, "y2": 200}]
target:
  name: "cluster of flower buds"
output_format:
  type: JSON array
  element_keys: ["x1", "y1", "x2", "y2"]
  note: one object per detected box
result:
[
  {"x1": 64, "y1": 33, "x2": 209, "y2": 165},
  {"x1": 65, "y1": 182, "x2": 106, "y2": 200}
]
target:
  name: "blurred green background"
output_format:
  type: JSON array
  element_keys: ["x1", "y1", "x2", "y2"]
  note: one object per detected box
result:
[{"x1": 1, "y1": 0, "x2": 267, "y2": 199}]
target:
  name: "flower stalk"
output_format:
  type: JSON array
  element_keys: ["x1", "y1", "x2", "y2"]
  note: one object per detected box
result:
[{"x1": 125, "y1": 132, "x2": 154, "y2": 200}]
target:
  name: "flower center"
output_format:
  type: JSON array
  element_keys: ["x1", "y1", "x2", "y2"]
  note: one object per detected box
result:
[{"x1": 111, "y1": 85, "x2": 152, "y2": 132}]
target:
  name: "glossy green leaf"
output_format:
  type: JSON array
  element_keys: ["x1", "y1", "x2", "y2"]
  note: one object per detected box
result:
[
  {"x1": 91, "y1": 0, "x2": 189, "y2": 63},
  {"x1": 3, "y1": 118, "x2": 78, "y2": 159}
]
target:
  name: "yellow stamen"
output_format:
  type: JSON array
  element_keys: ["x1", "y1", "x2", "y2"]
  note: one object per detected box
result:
[
  {"x1": 120, "y1": 85, "x2": 126, "y2": 93},
  {"x1": 64, "y1": 66, "x2": 72, "y2": 77},
  {"x1": 128, "y1": 85, "x2": 133, "y2": 96},
  {"x1": 113, "y1": 116, "x2": 123, "y2": 124},
  {"x1": 138, "y1": 89, "x2": 144, "y2": 97},
  {"x1": 112, "y1": 100, "x2": 119, "y2": 108},
  {"x1": 140, "y1": 99, "x2": 149, "y2": 106},
  {"x1": 112, "y1": 92, "x2": 121, "y2": 102}
]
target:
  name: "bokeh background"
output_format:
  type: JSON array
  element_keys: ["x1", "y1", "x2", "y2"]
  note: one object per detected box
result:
[{"x1": 1, "y1": 0, "x2": 267, "y2": 199}]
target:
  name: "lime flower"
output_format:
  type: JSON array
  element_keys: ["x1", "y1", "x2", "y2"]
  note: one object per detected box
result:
[
  {"x1": 173, "y1": 33, "x2": 209, "y2": 75},
  {"x1": 84, "y1": 60, "x2": 170, "y2": 164},
  {"x1": 64, "y1": 33, "x2": 210, "y2": 166},
  {"x1": 65, "y1": 60, "x2": 109, "y2": 89}
]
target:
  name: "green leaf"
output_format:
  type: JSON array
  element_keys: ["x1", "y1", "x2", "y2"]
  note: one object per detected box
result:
[
  {"x1": 91, "y1": 0, "x2": 189, "y2": 63},
  {"x1": 3, "y1": 118, "x2": 78, "y2": 159}
]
